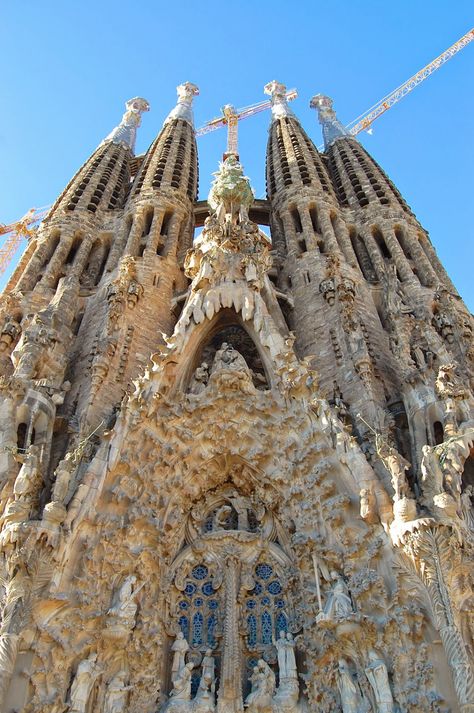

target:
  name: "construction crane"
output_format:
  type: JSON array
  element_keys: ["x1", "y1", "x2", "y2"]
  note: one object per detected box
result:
[
  {"x1": 346, "y1": 27, "x2": 474, "y2": 137},
  {"x1": 195, "y1": 89, "x2": 298, "y2": 159},
  {"x1": 0, "y1": 207, "x2": 49, "y2": 279}
]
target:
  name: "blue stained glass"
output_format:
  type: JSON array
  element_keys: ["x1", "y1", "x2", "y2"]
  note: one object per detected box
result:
[
  {"x1": 246, "y1": 600, "x2": 256, "y2": 609},
  {"x1": 178, "y1": 600, "x2": 189, "y2": 610},
  {"x1": 276, "y1": 612, "x2": 288, "y2": 635},
  {"x1": 262, "y1": 597, "x2": 270, "y2": 606},
  {"x1": 275, "y1": 599, "x2": 285, "y2": 608},
  {"x1": 202, "y1": 582, "x2": 214, "y2": 596},
  {"x1": 192, "y1": 565, "x2": 208, "y2": 580},
  {"x1": 191, "y1": 672, "x2": 200, "y2": 697},
  {"x1": 179, "y1": 615, "x2": 189, "y2": 640},
  {"x1": 192, "y1": 612, "x2": 203, "y2": 646},
  {"x1": 208, "y1": 614, "x2": 217, "y2": 647},
  {"x1": 194, "y1": 597, "x2": 203, "y2": 607},
  {"x1": 267, "y1": 581, "x2": 282, "y2": 595},
  {"x1": 256, "y1": 563, "x2": 273, "y2": 580},
  {"x1": 253, "y1": 583, "x2": 263, "y2": 595},
  {"x1": 184, "y1": 582, "x2": 196, "y2": 596},
  {"x1": 247, "y1": 657, "x2": 258, "y2": 669},
  {"x1": 262, "y1": 611, "x2": 272, "y2": 644},
  {"x1": 247, "y1": 614, "x2": 257, "y2": 647},
  {"x1": 208, "y1": 599, "x2": 218, "y2": 610}
]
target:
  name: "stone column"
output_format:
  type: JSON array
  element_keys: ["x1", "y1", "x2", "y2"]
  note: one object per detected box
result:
[{"x1": 217, "y1": 555, "x2": 243, "y2": 713}]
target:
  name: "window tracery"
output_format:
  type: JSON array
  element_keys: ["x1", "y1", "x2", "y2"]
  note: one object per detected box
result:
[{"x1": 163, "y1": 485, "x2": 300, "y2": 712}]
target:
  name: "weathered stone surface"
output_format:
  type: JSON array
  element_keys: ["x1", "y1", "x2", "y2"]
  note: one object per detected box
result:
[{"x1": 0, "y1": 83, "x2": 473, "y2": 713}]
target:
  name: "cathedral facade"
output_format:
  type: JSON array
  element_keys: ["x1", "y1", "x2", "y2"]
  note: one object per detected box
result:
[{"x1": 0, "y1": 81, "x2": 473, "y2": 713}]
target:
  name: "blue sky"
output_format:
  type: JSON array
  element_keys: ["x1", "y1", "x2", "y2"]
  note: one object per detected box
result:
[{"x1": 1, "y1": 1, "x2": 473, "y2": 309}]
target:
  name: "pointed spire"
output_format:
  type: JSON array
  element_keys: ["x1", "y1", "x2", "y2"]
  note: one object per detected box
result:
[
  {"x1": 310, "y1": 94, "x2": 352, "y2": 150},
  {"x1": 264, "y1": 80, "x2": 296, "y2": 121},
  {"x1": 164, "y1": 82, "x2": 199, "y2": 127},
  {"x1": 102, "y1": 97, "x2": 150, "y2": 153}
]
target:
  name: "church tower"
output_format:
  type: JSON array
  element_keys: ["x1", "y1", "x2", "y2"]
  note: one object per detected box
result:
[{"x1": 0, "y1": 80, "x2": 473, "y2": 713}]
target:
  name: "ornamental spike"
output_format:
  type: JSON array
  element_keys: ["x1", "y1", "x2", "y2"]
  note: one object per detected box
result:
[
  {"x1": 310, "y1": 94, "x2": 352, "y2": 150},
  {"x1": 264, "y1": 80, "x2": 296, "y2": 121},
  {"x1": 164, "y1": 82, "x2": 199, "y2": 127},
  {"x1": 102, "y1": 97, "x2": 150, "y2": 153}
]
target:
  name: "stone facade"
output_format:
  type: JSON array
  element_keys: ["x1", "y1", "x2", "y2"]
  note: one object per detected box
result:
[{"x1": 0, "y1": 81, "x2": 473, "y2": 713}]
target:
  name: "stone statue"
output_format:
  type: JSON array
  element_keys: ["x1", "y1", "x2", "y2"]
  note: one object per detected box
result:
[
  {"x1": 377, "y1": 442, "x2": 410, "y2": 502},
  {"x1": 171, "y1": 632, "x2": 190, "y2": 684},
  {"x1": 201, "y1": 649, "x2": 215, "y2": 684},
  {"x1": 13, "y1": 444, "x2": 41, "y2": 505},
  {"x1": 364, "y1": 650, "x2": 394, "y2": 713},
  {"x1": 69, "y1": 653, "x2": 100, "y2": 713},
  {"x1": 337, "y1": 659, "x2": 363, "y2": 713},
  {"x1": 461, "y1": 486, "x2": 474, "y2": 530},
  {"x1": 211, "y1": 343, "x2": 250, "y2": 375},
  {"x1": 320, "y1": 571, "x2": 353, "y2": 621},
  {"x1": 104, "y1": 671, "x2": 132, "y2": 713},
  {"x1": 106, "y1": 575, "x2": 138, "y2": 637},
  {"x1": 360, "y1": 487, "x2": 378, "y2": 524},
  {"x1": 194, "y1": 674, "x2": 215, "y2": 713},
  {"x1": 168, "y1": 661, "x2": 194, "y2": 702},
  {"x1": 189, "y1": 362, "x2": 209, "y2": 395},
  {"x1": 245, "y1": 659, "x2": 275, "y2": 713},
  {"x1": 273, "y1": 631, "x2": 297, "y2": 681}
]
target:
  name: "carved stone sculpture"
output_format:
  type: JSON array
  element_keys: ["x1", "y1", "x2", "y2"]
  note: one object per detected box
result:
[
  {"x1": 105, "y1": 575, "x2": 138, "y2": 639},
  {"x1": 104, "y1": 671, "x2": 132, "y2": 713},
  {"x1": 244, "y1": 659, "x2": 275, "y2": 713},
  {"x1": 189, "y1": 362, "x2": 209, "y2": 395},
  {"x1": 364, "y1": 650, "x2": 394, "y2": 713},
  {"x1": 337, "y1": 659, "x2": 364, "y2": 713},
  {"x1": 461, "y1": 486, "x2": 474, "y2": 530},
  {"x1": 171, "y1": 632, "x2": 190, "y2": 684},
  {"x1": 319, "y1": 571, "x2": 353, "y2": 621},
  {"x1": 69, "y1": 653, "x2": 100, "y2": 713}
]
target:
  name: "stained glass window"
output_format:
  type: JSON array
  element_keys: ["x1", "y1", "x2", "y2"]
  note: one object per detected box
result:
[
  {"x1": 255, "y1": 563, "x2": 273, "y2": 580},
  {"x1": 192, "y1": 565, "x2": 209, "y2": 580},
  {"x1": 179, "y1": 615, "x2": 189, "y2": 640},
  {"x1": 262, "y1": 611, "x2": 272, "y2": 644},
  {"x1": 192, "y1": 612, "x2": 203, "y2": 646},
  {"x1": 247, "y1": 614, "x2": 257, "y2": 646}
]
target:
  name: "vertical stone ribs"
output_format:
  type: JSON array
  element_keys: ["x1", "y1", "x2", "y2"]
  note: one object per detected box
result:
[{"x1": 131, "y1": 119, "x2": 197, "y2": 201}]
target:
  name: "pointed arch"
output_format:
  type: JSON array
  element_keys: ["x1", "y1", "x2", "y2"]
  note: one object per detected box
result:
[{"x1": 173, "y1": 308, "x2": 276, "y2": 393}]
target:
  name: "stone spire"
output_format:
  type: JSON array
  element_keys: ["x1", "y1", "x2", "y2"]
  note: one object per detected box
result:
[
  {"x1": 102, "y1": 97, "x2": 150, "y2": 153},
  {"x1": 264, "y1": 80, "x2": 296, "y2": 121},
  {"x1": 310, "y1": 94, "x2": 352, "y2": 150},
  {"x1": 164, "y1": 82, "x2": 199, "y2": 127}
]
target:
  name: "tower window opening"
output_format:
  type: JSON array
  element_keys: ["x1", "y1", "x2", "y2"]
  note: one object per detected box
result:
[
  {"x1": 161, "y1": 211, "x2": 173, "y2": 238},
  {"x1": 291, "y1": 208, "x2": 303, "y2": 234},
  {"x1": 309, "y1": 206, "x2": 319, "y2": 233},
  {"x1": 372, "y1": 228, "x2": 391, "y2": 260},
  {"x1": 394, "y1": 226, "x2": 412, "y2": 260},
  {"x1": 142, "y1": 208, "x2": 154, "y2": 237},
  {"x1": 433, "y1": 421, "x2": 444, "y2": 445},
  {"x1": 349, "y1": 228, "x2": 376, "y2": 282},
  {"x1": 298, "y1": 238, "x2": 307, "y2": 254},
  {"x1": 65, "y1": 236, "x2": 82, "y2": 265}
]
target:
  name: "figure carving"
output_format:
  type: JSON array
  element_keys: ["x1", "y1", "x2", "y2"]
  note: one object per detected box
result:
[
  {"x1": 245, "y1": 659, "x2": 275, "y2": 713},
  {"x1": 337, "y1": 659, "x2": 365, "y2": 713},
  {"x1": 106, "y1": 575, "x2": 138, "y2": 638},
  {"x1": 364, "y1": 650, "x2": 394, "y2": 713},
  {"x1": 461, "y1": 486, "x2": 474, "y2": 530},
  {"x1": 211, "y1": 343, "x2": 250, "y2": 375},
  {"x1": 13, "y1": 444, "x2": 42, "y2": 509},
  {"x1": 189, "y1": 362, "x2": 209, "y2": 395},
  {"x1": 69, "y1": 653, "x2": 101, "y2": 713},
  {"x1": 104, "y1": 671, "x2": 132, "y2": 713},
  {"x1": 171, "y1": 632, "x2": 190, "y2": 684},
  {"x1": 359, "y1": 487, "x2": 378, "y2": 524},
  {"x1": 318, "y1": 571, "x2": 353, "y2": 621},
  {"x1": 167, "y1": 661, "x2": 194, "y2": 706}
]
